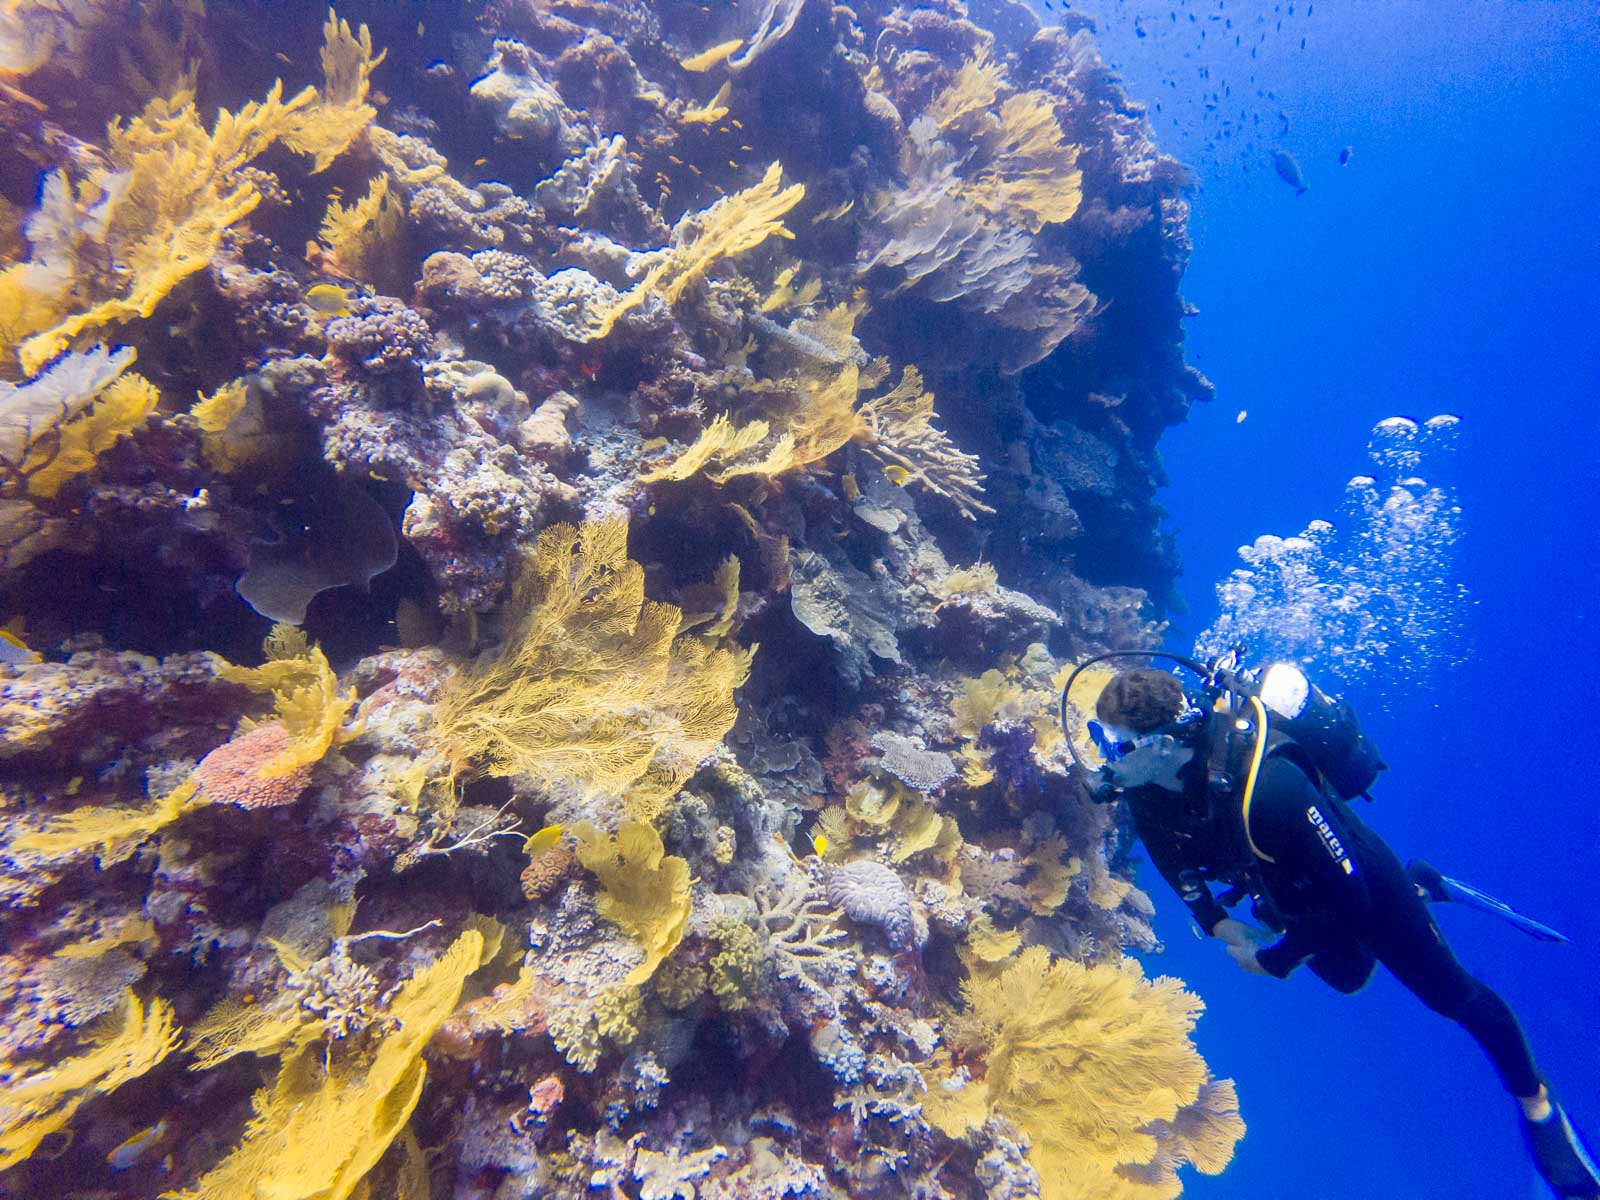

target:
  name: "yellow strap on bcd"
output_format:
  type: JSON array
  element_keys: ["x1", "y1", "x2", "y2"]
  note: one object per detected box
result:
[{"x1": 1240, "y1": 694, "x2": 1277, "y2": 863}]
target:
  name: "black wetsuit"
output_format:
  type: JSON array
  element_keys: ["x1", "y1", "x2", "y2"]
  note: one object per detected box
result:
[{"x1": 1126, "y1": 739, "x2": 1542, "y2": 1099}]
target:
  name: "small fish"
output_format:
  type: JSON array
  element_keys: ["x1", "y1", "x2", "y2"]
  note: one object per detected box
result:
[
  {"x1": 1272, "y1": 149, "x2": 1308, "y2": 195},
  {"x1": 305, "y1": 283, "x2": 353, "y2": 315},
  {"x1": 1339, "y1": 144, "x2": 1353, "y2": 166},
  {"x1": 811, "y1": 832, "x2": 829, "y2": 857},
  {"x1": 641, "y1": 436, "x2": 669, "y2": 452},
  {"x1": 0, "y1": 628, "x2": 40, "y2": 665},
  {"x1": 108, "y1": 1119, "x2": 168, "y2": 1171},
  {"x1": 883, "y1": 465, "x2": 911, "y2": 487},
  {"x1": 1236, "y1": 410, "x2": 1248, "y2": 424},
  {"x1": 525, "y1": 824, "x2": 564, "y2": 857},
  {"x1": 576, "y1": 357, "x2": 602, "y2": 380},
  {"x1": 840, "y1": 473, "x2": 861, "y2": 502}
]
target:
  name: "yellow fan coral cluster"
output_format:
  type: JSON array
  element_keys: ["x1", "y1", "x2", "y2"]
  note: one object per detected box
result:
[
  {"x1": 644, "y1": 305, "x2": 990, "y2": 516},
  {"x1": 22, "y1": 371, "x2": 158, "y2": 497},
  {"x1": 815, "y1": 777, "x2": 961, "y2": 868},
  {"x1": 10, "y1": 778, "x2": 203, "y2": 866},
  {"x1": 176, "y1": 930, "x2": 483, "y2": 1200},
  {"x1": 191, "y1": 377, "x2": 272, "y2": 472},
  {"x1": 1, "y1": 9, "x2": 383, "y2": 375},
  {"x1": 434, "y1": 516, "x2": 754, "y2": 820},
  {"x1": 950, "y1": 656, "x2": 1080, "y2": 784},
  {"x1": 580, "y1": 161, "x2": 804, "y2": 341},
  {"x1": 929, "y1": 946, "x2": 1241, "y2": 1200},
  {"x1": 217, "y1": 624, "x2": 360, "y2": 780},
  {"x1": 317, "y1": 175, "x2": 407, "y2": 291},
  {"x1": 925, "y1": 54, "x2": 1083, "y2": 233},
  {"x1": 864, "y1": 52, "x2": 1094, "y2": 371},
  {"x1": 572, "y1": 820, "x2": 692, "y2": 986},
  {"x1": 0, "y1": 991, "x2": 179, "y2": 1170}
]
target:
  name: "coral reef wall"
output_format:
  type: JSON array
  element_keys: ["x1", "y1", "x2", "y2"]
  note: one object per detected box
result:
[{"x1": 0, "y1": 2, "x2": 1231, "y2": 1198}]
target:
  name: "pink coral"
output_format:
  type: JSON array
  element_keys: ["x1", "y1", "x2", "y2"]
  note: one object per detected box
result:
[{"x1": 193, "y1": 724, "x2": 314, "y2": 809}]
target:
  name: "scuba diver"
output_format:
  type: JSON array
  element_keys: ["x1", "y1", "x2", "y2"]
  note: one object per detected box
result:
[{"x1": 1061, "y1": 651, "x2": 1600, "y2": 1199}]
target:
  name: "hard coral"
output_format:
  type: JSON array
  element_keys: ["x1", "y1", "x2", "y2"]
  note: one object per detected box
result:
[{"x1": 193, "y1": 723, "x2": 314, "y2": 809}]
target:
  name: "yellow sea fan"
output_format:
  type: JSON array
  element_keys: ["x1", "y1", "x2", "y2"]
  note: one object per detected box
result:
[
  {"x1": 681, "y1": 80, "x2": 732, "y2": 125},
  {"x1": 23, "y1": 372, "x2": 158, "y2": 497},
  {"x1": 176, "y1": 930, "x2": 482, "y2": 1200},
  {"x1": 572, "y1": 821, "x2": 691, "y2": 986},
  {"x1": 681, "y1": 39, "x2": 744, "y2": 72},
  {"x1": 192, "y1": 377, "x2": 273, "y2": 471},
  {"x1": 318, "y1": 175, "x2": 406, "y2": 290},
  {"x1": 186, "y1": 999, "x2": 308, "y2": 1072},
  {"x1": 282, "y1": 10, "x2": 387, "y2": 174},
  {"x1": 10, "y1": 778, "x2": 203, "y2": 866},
  {"x1": 941, "y1": 946, "x2": 1234, "y2": 1200},
  {"x1": 434, "y1": 517, "x2": 753, "y2": 818},
  {"x1": 951, "y1": 669, "x2": 1026, "y2": 740},
  {"x1": 12, "y1": 10, "x2": 384, "y2": 374},
  {"x1": 581, "y1": 161, "x2": 804, "y2": 342},
  {"x1": 0, "y1": 990, "x2": 179, "y2": 1170},
  {"x1": 217, "y1": 626, "x2": 358, "y2": 779}
]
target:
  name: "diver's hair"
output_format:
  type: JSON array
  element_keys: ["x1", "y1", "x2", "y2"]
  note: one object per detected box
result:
[{"x1": 1096, "y1": 668, "x2": 1187, "y2": 733}]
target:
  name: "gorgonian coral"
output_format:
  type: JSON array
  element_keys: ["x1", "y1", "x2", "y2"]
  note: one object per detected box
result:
[
  {"x1": 0, "y1": 10, "x2": 382, "y2": 375},
  {"x1": 929, "y1": 946, "x2": 1242, "y2": 1200},
  {"x1": 434, "y1": 516, "x2": 754, "y2": 820}
]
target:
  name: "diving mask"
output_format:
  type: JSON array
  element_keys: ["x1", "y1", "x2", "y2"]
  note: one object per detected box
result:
[{"x1": 1092, "y1": 719, "x2": 1197, "y2": 791}]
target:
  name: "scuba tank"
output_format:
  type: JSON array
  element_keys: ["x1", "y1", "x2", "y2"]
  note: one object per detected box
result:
[
  {"x1": 1252, "y1": 661, "x2": 1386, "y2": 800},
  {"x1": 1059, "y1": 648, "x2": 1387, "y2": 803}
]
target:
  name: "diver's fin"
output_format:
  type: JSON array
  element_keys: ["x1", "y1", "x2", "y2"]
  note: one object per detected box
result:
[
  {"x1": 1407, "y1": 859, "x2": 1570, "y2": 943},
  {"x1": 1523, "y1": 1099, "x2": 1600, "y2": 1197}
]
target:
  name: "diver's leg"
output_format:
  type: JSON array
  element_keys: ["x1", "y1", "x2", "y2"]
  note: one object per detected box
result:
[
  {"x1": 1362, "y1": 847, "x2": 1540, "y2": 1096},
  {"x1": 1302, "y1": 925, "x2": 1377, "y2": 994},
  {"x1": 1361, "y1": 846, "x2": 1599, "y2": 1196}
]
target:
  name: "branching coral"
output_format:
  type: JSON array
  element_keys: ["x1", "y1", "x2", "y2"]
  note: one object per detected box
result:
[
  {"x1": 2, "y1": 10, "x2": 383, "y2": 374},
  {"x1": 931, "y1": 946, "x2": 1240, "y2": 1200},
  {"x1": 434, "y1": 516, "x2": 754, "y2": 819}
]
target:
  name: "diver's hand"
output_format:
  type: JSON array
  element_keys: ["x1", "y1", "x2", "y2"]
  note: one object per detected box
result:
[
  {"x1": 1223, "y1": 940, "x2": 1273, "y2": 976},
  {"x1": 1211, "y1": 918, "x2": 1272, "y2": 948}
]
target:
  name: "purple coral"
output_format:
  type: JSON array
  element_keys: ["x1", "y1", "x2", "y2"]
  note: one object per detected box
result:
[{"x1": 979, "y1": 721, "x2": 1044, "y2": 807}]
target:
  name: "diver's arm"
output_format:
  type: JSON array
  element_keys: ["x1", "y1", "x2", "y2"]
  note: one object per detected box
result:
[
  {"x1": 1134, "y1": 810, "x2": 1230, "y2": 934},
  {"x1": 1238, "y1": 756, "x2": 1377, "y2": 978},
  {"x1": 1246, "y1": 756, "x2": 1374, "y2": 912},
  {"x1": 1254, "y1": 925, "x2": 1319, "y2": 978}
]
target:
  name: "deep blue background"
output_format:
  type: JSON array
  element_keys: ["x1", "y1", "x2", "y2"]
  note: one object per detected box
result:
[{"x1": 1049, "y1": 2, "x2": 1600, "y2": 1196}]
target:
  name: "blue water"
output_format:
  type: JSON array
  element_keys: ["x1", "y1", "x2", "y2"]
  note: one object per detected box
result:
[{"x1": 1062, "y1": 3, "x2": 1600, "y2": 1195}]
